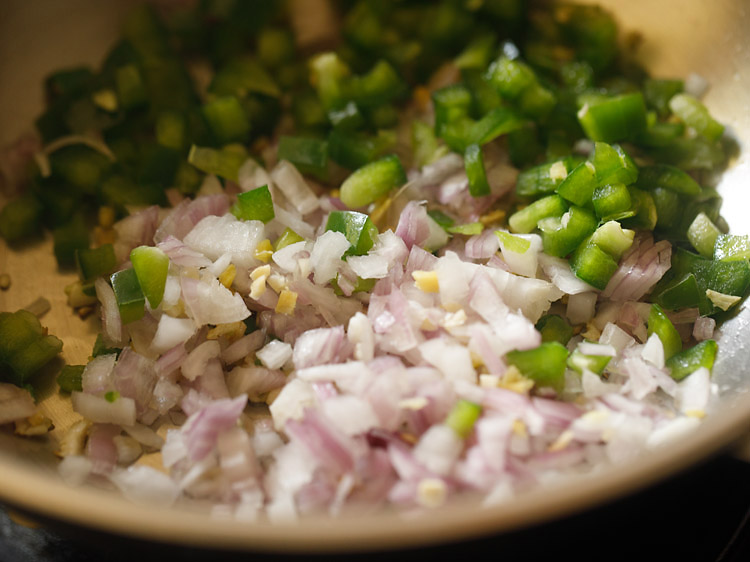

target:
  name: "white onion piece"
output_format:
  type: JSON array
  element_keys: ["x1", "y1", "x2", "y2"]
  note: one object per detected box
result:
[
  {"x1": 81, "y1": 354, "x2": 117, "y2": 394},
  {"x1": 0, "y1": 384, "x2": 37, "y2": 424},
  {"x1": 270, "y1": 160, "x2": 320, "y2": 215},
  {"x1": 95, "y1": 278, "x2": 125, "y2": 347},
  {"x1": 675, "y1": 367, "x2": 711, "y2": 414},
  {"x1": 566, "y1": 292, "x2": 597, "y2": 325},
  {"x1": 641, "y1": 333, "x2": 665, "y2": 369},
  {"x1": 269, "y1": 378, "x2": 318, "y2": 431},
  {"x1": 154, "y1": 194, "x2": 230, "y2": 243},
  {"x1": 238, "y1": 158, "x2": 273, "y2": 192},
  {"x1": 182, "y1": 394, "x2": 248, "y2": 461},
  {"x1": 256, "y1": 340, "x2": 293, "y2": 370},
  {"x1": 151, "y1": 315, "x2": 197, "y2": 354},
  {"x1": 693, "y1": 316, "x2": 716, "y2": 341},
  {"x1": 184, "y1": 214, "x2": 264, "y2": 270},
  {"x1": 346, "y1": 254, "x2": 389, "y2": 279},
  {"x1": 321, "y1": 395, "x2": 379, "y2": 436},
  {"x1": 272, "y1": 240, "x2": 310, "y2": 273},
  {"x1": 413, "y1": 425, "x2": 464, "y2": 476},
  {"x1": 157, "y1": 235, "x2": 212, "y2": 268},
  {"x1": 310, "y1": 230, "x2": 350, "y2": 284},
  {"x1": 182, "y1": 340, "x2": 221, "y2": 381},
  {"x1": 110, "y1": 465, "x2": 180, "y2": 506},
  {"x1": 181, "y1": 275, "x2": 250, "y2": 326},
  {"x1": 72, "y1": 392, "x2": 137, "y2": 426}
]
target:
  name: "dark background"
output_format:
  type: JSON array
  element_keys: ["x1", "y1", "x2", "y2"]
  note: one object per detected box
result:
[{"x1": 1, "y1": 453, "x2": 749, "y2": 562}]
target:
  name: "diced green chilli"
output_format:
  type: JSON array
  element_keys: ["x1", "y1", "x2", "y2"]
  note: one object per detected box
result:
[
  {"x1": 188, "y1": 145, "x2": 247, "y2": 182},
  {"x1": 516, "y1": 159, "x2": 572, "y2": 198},
  {"x1": 201, "y1": 96, "x2": 250, "y2": 144},
  {"x1": 714, "y1": 234, "x2": 750, "y2": 262},
  {"x1": 538, "y1": 206, "x2": 598, "y2": 258},
  {"x1": 508, "y1": 195, "x2": 568, "y2": 234},
  {"x1": 0, "y1": 195, "x2": 42, "y2": 243},
  {"x1": 464, "y1": 144, "x2": 490, "y2": 197},
  {"x1": 0, "y1": 310, "x2": 63, "y2": 386},
  {"x1": 57, "y1": 364, "x2": 85, "y2": 392},
  {"x1": 577, "y1": 92, "x2": 647, "y2": 142},
  {"x1": 687, "y1": 212, "x2": 722, "y2": 258},
  {"x1": 666, "y1": 340, "x2": 718, "y2": 381},
  {"x1": 569, "y1": 239, "x2": 619, "y2": 290},
  {"x1": 636, "y1": 164, "x2": 701, "y2": 196},
  {"x1": 231, "y1": 185, "x2": 275, "y2": 223},
  {"x1": 592, "y1": 142, "x2": 638, "y2": 186},
  {"x1": 445, "y1": 399, "x2": 482, "y2": 438},
  {"x1": 130, "y1": 245, "x2": 170, "y2": 309},
  {"x1": 557, "y1": 161, "x2": 597, "y2": 207},
  {"x1": 505, "y1": 342, "x2": 569, "y2": 393},
  {"x1": 110, "y1": 268, "x2": 146, "y2": 324},
  {"x1": 277, "y1": 136, "x2": 329, "y2": 178},
  {"x1": 496, "y1": 230, "x2": 531, "y2": 254},
  {"x1": 590, "y1": 221, "x2": 634, "y2": 261},
  {"x1": 567, "y1": 350, "x2": 611, "y2": 375},
  {"x1": 592, "y1": 183, "x2": 631, "y2": 220},
  {"x1": 325, "y1": 211, "x2": 379, "y2": 256},
  {"x1": 669, "y1": 93, "x2": 724, "y2": 141},
  {"x1": 76, "y1": 244, "x2": 117, "y2": 283},
  {"x1": 647, "y1": 304, "x2": 682, "y2": 360},
  {"x1": 339, "y1": 154, "x2": 406, "y2": 209},
  {"x1": 535, "y1": 314, "x2": 573, "y2": 345},
  {"x1": 274, "y1": 228, "x2": 304, "y2": 251}
]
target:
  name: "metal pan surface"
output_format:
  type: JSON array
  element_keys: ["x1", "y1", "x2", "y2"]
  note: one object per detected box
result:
[{"x1": 0, "y1": 0, "x2": 748, "y2": 553}]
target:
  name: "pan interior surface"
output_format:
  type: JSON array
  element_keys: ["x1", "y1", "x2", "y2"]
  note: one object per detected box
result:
[{"x1": 0, "y1": 0, "x2": 748, "y2": 552}]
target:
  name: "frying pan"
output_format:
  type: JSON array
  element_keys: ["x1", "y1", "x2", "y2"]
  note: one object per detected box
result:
[{"x1": 0, "y1": 0, "x2": 749, "y2": 553}]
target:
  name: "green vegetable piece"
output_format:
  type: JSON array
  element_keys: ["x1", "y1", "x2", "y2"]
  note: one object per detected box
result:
[
  {"x1": 330, "y1": 129, "x2": 396, "y2": 171},
  {"x1": 209, "y1": 56, "x2": 281, "y2": 99},
  {"x1": 339, "y1": 154, "x2": 406, "y2": 209},
  {"x1": 115, "y1": 64, "x2": 147, "y2": 110},
  {"x1": 344, "y1": 60, "x2": 405, "y2": 109},
  {"x1": 201, "y1": 96, "x2": 250, "y2": 144},
  {"x1": 569, "y1": 238, "x2": 619, "y2": 290},
  {"x1": 188, "y1": 145, "x2": 247, "y2": 182},
  {"x1": 577, "y1": 92, "x2": 647, "y2": 142},
  {"x1": 592, "y1": 183, "x2": 632, "y2": 221},
  {"x1": 643, "y1": 79, "x2": 684, "y2": 117},
  {"x1": 231, "y1": 185, "x2": 275, "y2": 224},
  {"x1": 557, "y1": 161, "x2": 597, "y2": 207},
  {"x1": 411, "y1": 121, "x2": 447, "y2": 169},
  {"x1": 432, "y1": 84, "x2": 473, "y2": 136},
  {"x1": 0, "y1": 194, "x2": 43, "y2": 243},
  {"x1": 666, "y1": 340, "x2": 718, "y2": 381},
  {"x1": 156, "y1": 110, "x2": 187, "y2": 150},
  {"x1": 652, "y1": 187, "x2": 682, "y2": 230},
  {"x1": 53, "y1": 214, "x2": 89, "y2": 268},
  {"x1": 130, "y1": 245, "x2": 169, "y2": 309},
  {"x1": 714, "y1": 234, "x2": 750, "y2": 262},
  {"x1": 274, "y1": 228, "x2": 304, "y2": 251},
  {"x1": 505, "y1": 342, "x2": 570, "y2": 393},
  {"x1": 445, "y1": 399, "x2": 482, "y2": 439},
  {"x1": 516, "y1": 159, "x2": 574, "y2": 198},
  {"x1": 446, "y1": 222, "x2": 484, "y2": 236},
  {"x1": 590, "y1": 221, "x2": 634, "y2": 261},
  {"x1": 654, "y1": 273, "x2": 703, "y2": 311},
  {"x1": 92, "y1": 333, "x2": 121, "y2": 358},
  {"x1": 622, "y1": 187, "x2": 658, "y2": 231},
  {"x1": 277, "y1": 136, "x2": 329, "y2": 179},
  {"x1": 455, "y1": 35, "x2": 496, "y2": 70},
  {"x1": 647, "y1": 304, "x2": 682, "y2": 360},
  {"x1": 6, "y1": 335, "x2": 64, "y2": 384},
  {"x1": 325, "y1": 211, "x2": 379, "y2": 256},
  {"x1": 538, "y1": 206, "x2": 598, "y2": 258},
  {"x1": 687, "y1": 212, "x2": 722, "y2": 259},
  {"x1": 636, "y1": 164, "x2": 701, "y2": 196},
  {"x1": 508, "y1": 194, "x2": 568, "y2": 234},
  {"x1": 495, "y1": 230, "x2": 531, "y2": 254},
  {"x1": 427, "y1": 210, "x2": 455, "y2": 231},
  {"x1": 592, "y1": 142, "x2": 638, "y2": 186},
  {"x1": 669, "y1": 93, "x2": 724, "y2": 142},
  {"x1": 110, "y1": 268, "x2": 145, "y2": 324},
  {"x1": 567, "y1": 350, "x2": 611, "y2": 375},
  {"x1": 76, "y1": 244, "x2": 116, "y2": 283},
  {"x1": 105, "y1": 390, "x2": 120, "y2": 403},
  {"x1": 257, "y1": 27, "x2": 295, "y2": 68},
  {"x1": 57, "y1": 364, "x2": 85, "y2": 393},
  {"x1": 464, "y1": 144, "x2": 490, "y2": 197},
  {"x1": 48, "y1": 145, "x2": 112, "y2": 195},
  {"x1": 0, "y1": 310, "x2": 63, "y2": 386},
  {"x1": 535, "y1": 314, "x2": 573, "y2": 345}
]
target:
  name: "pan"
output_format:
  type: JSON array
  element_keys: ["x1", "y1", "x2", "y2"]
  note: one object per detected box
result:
[{"x1": 0, "y1": 0, "x2": 749, "y2": 553}]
